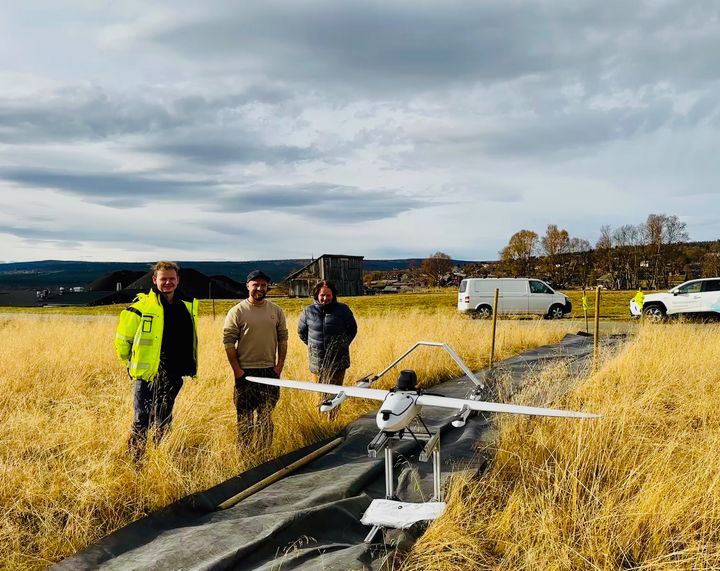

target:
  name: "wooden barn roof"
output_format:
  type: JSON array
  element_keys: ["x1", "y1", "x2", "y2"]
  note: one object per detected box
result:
[{"x1": 283, "y1": 254, "x2": 364, "y2": 281}]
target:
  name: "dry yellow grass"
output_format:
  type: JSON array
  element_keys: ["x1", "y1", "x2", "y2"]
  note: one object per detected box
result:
[
  {"x1": 0, "y1": 309, "x2": 572, "y2": 569},
  {"x1": 403, "y1": 323, "x2": 720, "y2": 570}
]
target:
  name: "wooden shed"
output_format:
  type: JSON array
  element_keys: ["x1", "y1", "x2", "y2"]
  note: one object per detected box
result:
[{"x1": 284, "y1": 254, "x2": 364, "y2": 298}]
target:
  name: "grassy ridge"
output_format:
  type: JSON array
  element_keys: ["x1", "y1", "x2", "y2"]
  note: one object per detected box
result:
[{"x1": 0, "y1": 288, "x2": 637, "y2": 319}]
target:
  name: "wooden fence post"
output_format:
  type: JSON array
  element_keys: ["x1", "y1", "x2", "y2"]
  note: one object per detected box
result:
[
  {"x1": 593, "y1": 286, "x2": 601, "y2": 370},
  {"x1": 489, "y1": 288, "x2": 499, "y2": 368}
]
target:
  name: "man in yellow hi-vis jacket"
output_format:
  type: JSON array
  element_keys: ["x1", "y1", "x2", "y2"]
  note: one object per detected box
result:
[{"x1": 115, "y1": 261, "x2": 198, "y2": 460}]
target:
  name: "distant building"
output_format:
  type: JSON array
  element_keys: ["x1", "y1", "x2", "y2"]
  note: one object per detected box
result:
[{"x1": 284, "y1": 254, "x2": 364, "y2": 298}]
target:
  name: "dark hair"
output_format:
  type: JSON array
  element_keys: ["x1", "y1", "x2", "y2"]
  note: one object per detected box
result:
[{"x1": 312, "y1": 280, "x2": 337, "y2": 301}]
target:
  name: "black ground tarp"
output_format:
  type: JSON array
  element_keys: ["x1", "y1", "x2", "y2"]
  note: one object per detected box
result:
[{"x1": 54, "y1": 333, "x2": 615, "y2": 571}]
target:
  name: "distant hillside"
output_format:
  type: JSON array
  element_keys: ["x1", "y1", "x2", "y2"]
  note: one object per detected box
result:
[
  {"x1": 0, "y1": 258, "x2": 482, "y2": 290},
  {"x1": 0, "y1": 260, "x2": 303, "y2": 290}
]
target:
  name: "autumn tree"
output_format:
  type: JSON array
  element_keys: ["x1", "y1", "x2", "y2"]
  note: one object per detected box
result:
[
  {"x1": 563, "y1": 236, "x2": 592, "y2": 287},
  {"x1": 421, "y1": 252, "x2": 453, "y2": 286},
  {"x1": 594, "y1": 223, "x2": 646, "y2": 289},
  {"x1": 702, "y1": 241, "x2": 720, "y2": 277},
  {"x1": 541, "y1": 225, "x2": 570, "y2": 257},
  {"x1": 539, "y1": 225, "x2": 570, "y2": 285},
  {"x1": 594, "y1": 225, "x2": 616, "y2": 287},
  {"x1": 498, "y1": 213, "x2": 691, "y2": 289},
  {"x1": 500, "y1": 230, "x2": 538, "y2": 277},
  {"x1": 644, "y1": 213, "x2": 689, "y2": 288},
  {"x1": 593, "y1": 214, "x2": 689, "y2": 289},
  {"x1": 608, "y1": 224, "x2": 645, "y2": 289}
]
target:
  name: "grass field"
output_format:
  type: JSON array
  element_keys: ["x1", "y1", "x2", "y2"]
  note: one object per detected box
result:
[
  {"x1": 402, "y1": 323, "x2": 720, "y2": 570},
  {"x1": 0, "y1": 305, "x2": 577, "y2": 568},
  {"x1": 0, "y1": 287, "x2": 636, "y2": 319}
]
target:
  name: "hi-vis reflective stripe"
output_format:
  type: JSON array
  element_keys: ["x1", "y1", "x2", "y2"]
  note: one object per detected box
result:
[
  {"x1": 116, "y1": 333, "x2": 134, "y2": 341},
  {"x1": 136, "y1": 339, "x2": 153, "y2": 346},
  {"x1": 130, "y1": 362, "x2": 151, "y2": 370}
]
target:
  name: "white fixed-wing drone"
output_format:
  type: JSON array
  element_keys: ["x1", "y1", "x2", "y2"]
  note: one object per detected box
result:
[
  {"x1": 247, "y1": 369, "x2": 598, "y2": 434},
  {"x1": 247, "y1": 342, "x2": 599, "y2": 543}
]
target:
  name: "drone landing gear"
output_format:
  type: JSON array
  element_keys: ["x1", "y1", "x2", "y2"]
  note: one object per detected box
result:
[{"x1": 361, "y1": 428, "x2": 446, "y2": 543}]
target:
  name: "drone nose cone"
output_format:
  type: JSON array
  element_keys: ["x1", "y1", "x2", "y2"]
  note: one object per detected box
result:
[
  {"x1": 376, "y1": 413, "x2": 406, "y2": 432},
  {"x1": 375, "y1": 392, "x2": 418, "y2": 432}
]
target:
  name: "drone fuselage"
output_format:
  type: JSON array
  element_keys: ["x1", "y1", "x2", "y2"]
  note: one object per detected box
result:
[{"x1": 376, "y1": 391, "x2": 422, "y2": 432}]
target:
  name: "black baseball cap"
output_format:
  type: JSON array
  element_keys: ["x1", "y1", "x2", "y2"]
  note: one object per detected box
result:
[{"x1": 246, "y1": 270, "x2": 271, "y2": 283}]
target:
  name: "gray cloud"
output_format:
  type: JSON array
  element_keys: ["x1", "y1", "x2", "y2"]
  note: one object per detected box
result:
[
  {"x1": 4, "y1": 1, "x2": 719, "y2": 167},
  {"x1": 0, "y1": 223, "x2": 123, "y2": 243},
  {"x1": 3, "y1": 1, "x2": 720, "y2": 261},
  {"x1": 146, "y1": 1, "x2": 720, "y2": 93},
  {"x1": 396, "y1": 84, "x2": 720, "y2": 164},
  {"x1": 0, "y1": 168, "x2": 214, "y2": 207},
  {"x1": 440, "y1": 183, "x2": 524, "y2": 203},
  {"x1": 0, "y1": 87, "x2": 176, "y2": 144},
  {"x1": 144, "y1": 140, "x2": 318, "y2": 166},
  {"x1": 0, "y1": 222, "x2": 217, "y2": 251},
  {"x1": 193, "y1": 221, "x2": 253, "y2": 237},
  {"x1": 0, "y1": 85, "x2": 295, "y2": 145},
  {"x1": 482, "y1": 104, "x2": 669, "y2": 157},
  {"x1": 0, "y1": 167, "x2": 433, "y2": 223},
  {"x1": 211, "y1": 183, "x2": 434, "y2": 222},
  {"x1": 132, "y1": 0, "x2": 720, "y2": 167},
  {"x1": 0, "y1": 83, "x2": 323, "y2": 171},
  {"x1": 150, "y1": 2, "x2": 556, "y2": 91}
]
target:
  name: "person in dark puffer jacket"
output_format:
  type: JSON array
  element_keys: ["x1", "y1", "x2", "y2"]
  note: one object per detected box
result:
[{"x1": 298, "y1": 280, "x2": 358, "y2": 420}]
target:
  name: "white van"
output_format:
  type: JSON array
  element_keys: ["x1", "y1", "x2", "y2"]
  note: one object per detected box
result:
[{"x1": 457, "y1": 278, "x2": 571, "y2": 319}]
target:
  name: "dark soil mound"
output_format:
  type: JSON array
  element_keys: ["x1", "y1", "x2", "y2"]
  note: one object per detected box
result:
[
  {"x1": 89, "y1": 270, "x2": 146, "y2": 292},
  {"x1": 125, "y1": 268, "x2": 244, "y2": 299},
  {"x1": 210, "y1": 275, "x2": 248, "y2": 297}
]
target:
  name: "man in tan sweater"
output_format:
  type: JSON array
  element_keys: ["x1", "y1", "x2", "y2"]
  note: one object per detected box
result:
[{"x1": 223, "y1": 270, "x2": 288, "y2": 448}]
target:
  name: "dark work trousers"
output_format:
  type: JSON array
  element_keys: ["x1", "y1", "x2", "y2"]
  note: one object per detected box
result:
[
  {"x1": 128, "y1": 368, "x2": 184, "y2": 459},
  {"x1": 234, "y1": 367, "x2": 280, "y2": 451}
]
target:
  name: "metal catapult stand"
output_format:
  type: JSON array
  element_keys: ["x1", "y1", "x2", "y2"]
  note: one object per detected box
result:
[
  {"x1": 358, "y1": 341, "x2": 484, "y2": 544},
  {"x1": 363, "y1": 424, "x2": 444, "y2": 543}
]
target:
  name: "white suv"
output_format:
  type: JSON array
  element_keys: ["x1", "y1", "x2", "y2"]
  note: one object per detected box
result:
[{"x1": 630, "y1": 277, "x2": 720, "y2": 321}]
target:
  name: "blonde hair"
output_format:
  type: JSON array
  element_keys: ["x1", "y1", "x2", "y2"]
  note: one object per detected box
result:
[{"x1": 152, "y1": 261, "x2": 180, "y2": 275}]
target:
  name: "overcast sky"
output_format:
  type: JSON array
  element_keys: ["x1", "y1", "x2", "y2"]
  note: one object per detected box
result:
[{"x1": 1, "y1": 0, "x2": 719, "y2": 262}]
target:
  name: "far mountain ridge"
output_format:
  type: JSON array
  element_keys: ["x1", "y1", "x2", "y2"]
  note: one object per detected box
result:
[{"x1": 0, "y1": 258, "x2": 484, "y2": 290}]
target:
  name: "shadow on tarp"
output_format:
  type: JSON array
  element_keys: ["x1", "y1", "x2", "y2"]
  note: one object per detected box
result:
[{"x1": 54, "y1": 333, "x2": 608, "y2": 571}]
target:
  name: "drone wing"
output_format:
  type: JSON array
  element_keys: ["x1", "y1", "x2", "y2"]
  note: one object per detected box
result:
[
  {"x1": 416, "y1": 394, "x2": 599, "y2": 419},
  {"x1": 246, "y1": 377, "x2": 389, "y2": 401},
  {"x1": 246, "y1": 377, "x2": 599, "y2": 418}
]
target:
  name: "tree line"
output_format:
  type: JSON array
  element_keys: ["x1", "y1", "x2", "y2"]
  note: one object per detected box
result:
[{"x1": 422, "y1": 214, "x2": 720, "y2": 290}]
